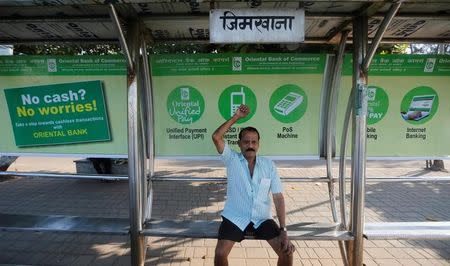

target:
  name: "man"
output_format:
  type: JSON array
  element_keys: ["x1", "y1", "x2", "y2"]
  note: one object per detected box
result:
[{"x1": 212, "y1": 104, "x2": 295, "y2": 266}]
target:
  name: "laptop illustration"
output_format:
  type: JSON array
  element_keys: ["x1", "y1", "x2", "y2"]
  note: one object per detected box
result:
[{"x1": 402, "y1": 94, "x2": 436, "y2": 121}]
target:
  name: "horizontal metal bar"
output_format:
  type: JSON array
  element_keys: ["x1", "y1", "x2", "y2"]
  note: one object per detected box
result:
[
  {"x1": 0, "y1": 213, "x2": 129, "y2": 235},
  {"x1": 365, "y1": 222, "x2": 450, "y2": 240},
  {"x1": 0, "y1": 171, "x2": 128, "y2": 180},
  {"x1": 0, "y1": 39, "x2": 119, "y2": 45},
  {"x1": 151, "y1": 176, "x2": 333, "y2": 182},
  {"x1": 0, "y1": 16, "x2": 112, "y2": 22},
  {"x1": 141, "y1": 13, "x2": 450, "y2": 20},
  {"x1": 151, "y1": 176, "x2": 450, "y2": 182},
  {"x1": 2, "y1": 171, "x2": 449, "y2": 182}
]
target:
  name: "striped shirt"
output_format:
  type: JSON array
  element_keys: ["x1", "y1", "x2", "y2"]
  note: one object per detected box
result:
[{"x1": 220, "y1": 144, "x2": 283, "y2": 231}]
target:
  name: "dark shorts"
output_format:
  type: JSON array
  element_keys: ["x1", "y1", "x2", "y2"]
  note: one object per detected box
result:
[{"x1": 218, "y1": 216, "x2": 280, "y2": 242}]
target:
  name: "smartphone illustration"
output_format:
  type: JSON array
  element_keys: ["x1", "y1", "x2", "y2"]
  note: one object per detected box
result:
[
  {"x1": 274, "y1": 92, "x2": 303, "y2": 116},
  {"x1": 367, "y1": 87, "x2": 377, "y2": 101},
  {"x1": 230, "y1": 87, "x2": 246, "y2": 116},
  {"x1": 180, "y1": 87, "x2": 190, "y2": 100}
]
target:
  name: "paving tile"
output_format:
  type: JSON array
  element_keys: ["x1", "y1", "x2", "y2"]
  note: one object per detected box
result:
[
  {"x1": 374, "y1": 258, "x2": 401, "y2": 265},
  {"x1": 365, "y1": 248, "x2": 395, "y2": 259},
  {"x1": 228, "y1": 258, "x2": 246, "y2": 266},
  {"x1": 245, "y1": 247, "x2": 269, "y2": 259}
]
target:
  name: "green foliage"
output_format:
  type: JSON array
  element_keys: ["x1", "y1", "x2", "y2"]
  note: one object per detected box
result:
[{"x1": 13, "y1": 44, "x2": 121, "y2": 55}]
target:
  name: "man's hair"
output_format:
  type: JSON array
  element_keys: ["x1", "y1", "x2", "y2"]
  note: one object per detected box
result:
[{"x1": 238, "y1": 127, "x2": 260, "y2": 140}]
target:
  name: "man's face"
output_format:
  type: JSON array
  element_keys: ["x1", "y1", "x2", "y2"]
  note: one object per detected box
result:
[{"x1": 238, "y1": 130, "x2": 259, "y2": 159}]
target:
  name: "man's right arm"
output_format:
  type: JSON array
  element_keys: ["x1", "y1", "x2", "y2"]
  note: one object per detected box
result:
[{"x1": 212, "y1": 104, "x2": 249, "y2": 154}]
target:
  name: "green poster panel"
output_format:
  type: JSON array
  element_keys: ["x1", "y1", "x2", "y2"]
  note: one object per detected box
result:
[
  {"x1": 0, "y1": 55, "x2": 127, "y2": 156},
  {"x1": 337, "y1": 54, "x2": 450, "y2": 158},
  {"x1": 151, "y1": 53, "x2": 326, "y2": 157},
  {"x1": 4, "y1": 81, "x2": 110, "y2": 147}
]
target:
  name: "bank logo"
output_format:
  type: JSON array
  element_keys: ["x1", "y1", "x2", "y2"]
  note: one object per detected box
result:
[
  {"x1": 232, "y1": 57, "x2": 242, "y2": 71},
  {"x1": 424, "y1": 58, "x2": 436, "y2": 73},
  {"x1": 47, "y1": 59, "x2": 57, "y2": 72}
]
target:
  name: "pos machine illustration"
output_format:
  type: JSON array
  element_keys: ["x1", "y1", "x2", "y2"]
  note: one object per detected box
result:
[{"x1": 274, "y1": 92, "x2": 303, "y2": 116}]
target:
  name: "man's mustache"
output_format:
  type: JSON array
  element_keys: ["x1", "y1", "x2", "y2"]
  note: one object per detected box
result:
[{"x1": 246, "y1": 148, "x2": 256, "y2": 152}]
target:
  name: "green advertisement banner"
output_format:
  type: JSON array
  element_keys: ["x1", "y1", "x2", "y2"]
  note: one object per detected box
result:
[
  {"x1": 337, "y1": 54, "x2": 450, "y2": 157},
  {"x1": 151, "y1": 53, "x2": 325, "y2": 157},
  {"x1": 0, "y1": 55, "x2": 127, "y2": 156},
  {"x1": 4, "y1": 81, "x2": 110, "y2": 147}
]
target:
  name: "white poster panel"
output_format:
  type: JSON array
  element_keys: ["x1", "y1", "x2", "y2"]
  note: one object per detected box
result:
[{"x1": 210, "y1": 9, "x2": 305, "y2": 43}]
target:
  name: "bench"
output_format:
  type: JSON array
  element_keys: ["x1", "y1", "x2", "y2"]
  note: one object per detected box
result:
[
  {"x1": 0, "y1": 213, "x2": 129, "y2": 235},
  {"x1": 364, "y1": 222, "x2": 450, "y2": 240},
  {"x1": 142, "y1": 219, "x2": 353, "y2": 241},
  {"x1": 0, "y1": 213, "x2": 352, "y2": 241}
]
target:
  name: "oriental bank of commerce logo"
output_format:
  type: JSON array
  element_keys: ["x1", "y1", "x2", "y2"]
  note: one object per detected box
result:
[
  {"x1": 232, "y1": 56, "x2": 242, "y2": 71},
  {"x1": 424, "y1": 58, "x2": 436, "y2": 73},
  {"x1": 47, "y1": 58, "x2": 57, "y2": 72}
]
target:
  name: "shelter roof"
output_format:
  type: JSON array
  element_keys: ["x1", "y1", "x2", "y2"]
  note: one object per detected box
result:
[{"x1": 0, "y1": 1, "x2": 449, "y2": 44}]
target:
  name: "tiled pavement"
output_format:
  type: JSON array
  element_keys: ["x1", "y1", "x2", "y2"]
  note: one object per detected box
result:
[{"x1": 0, "y1": 157, "x2": 449, "y2": 265}]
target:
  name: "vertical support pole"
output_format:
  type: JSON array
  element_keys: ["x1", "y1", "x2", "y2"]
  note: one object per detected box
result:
[
  {"x1": 141, "y1": 38, "x2": 155, "y2": 221},
  {"x1": 127, "y1": 21, "x2": 146, "y2": 266},
  {"x1": 109, "y1": 4, "x2": 146, "y2": 265},
  {"x1": 128, "y1": 74, "x2": 145, "y2": 266},
  {"x1": 348, "y1": 15, "x2": 368, "y2": 266}
]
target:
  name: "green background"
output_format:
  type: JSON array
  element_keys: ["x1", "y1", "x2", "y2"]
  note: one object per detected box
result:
[
  {"x1": 218, "y1": 84, "x2": 257, "y2": 124},
  {"x1": 269, "y1": 84, "x2": 308, "y2": 123},
  {"x1": 152, "y1": 53, "x2": 325, "y2": 157},
  {"x1": 0, "y1": 55, "x2": 127, "y2": 156},
  {"x1": 4, "y1": 80, "x2": 110, "y2": 147},
  {"x1": 167, "y1": 85, "x2": 205, "y2": 124},
  {"x1": 399, "y1": 86, "x2": 439, "y2": 125},
  {"x1": 337, "y1": 54, "x2": 450, "y2": 157}
]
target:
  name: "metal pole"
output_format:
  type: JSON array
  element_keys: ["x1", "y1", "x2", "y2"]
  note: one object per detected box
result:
[
  {"x1": 349, "y1": 15, "x2": 368, "y2": 266},
  {"x1": 339, "y1": 88, "x2": 354, "y2": 230},
  {"x1": 128, "y1": 74, "x2": 145, "y2": 266},
  {"x1": 141, "y1": 39, "x2": 155, "y2": 221},
  {"x1": 108, "y1": 4, "x2": 133, "y2": 70},
  {"x1": 326, "y1": 30, "x2": 350, "y2": 224},
  {"x1": 363, "y1": 1, "x2": 403, "y2": 71},
  {"x1": 126, "y1": 20, "x2": 145, "y2": 266},
  {"x1": 326, "y1": 30, "x2": 350, "y2": 266},
  {"x1": 137, "y1": 49, "x2": 148, "y2": 227},
  {"x1": 108, "y1": 4, "x2": 145, "y2": 264}
]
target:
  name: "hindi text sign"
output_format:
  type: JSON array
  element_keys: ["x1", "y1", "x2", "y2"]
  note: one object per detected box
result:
[{"x1": 210, "y1": 9, "x2": 305, "y2": 43}]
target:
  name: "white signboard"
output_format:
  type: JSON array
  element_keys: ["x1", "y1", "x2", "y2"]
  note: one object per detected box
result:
[{"x1": 210, "y1": 9, "x2": 305, "y2": 43}]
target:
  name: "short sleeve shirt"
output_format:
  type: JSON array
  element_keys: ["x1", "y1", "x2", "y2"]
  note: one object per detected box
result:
[{"x1": 220, "y1": 144, "x2": 283, "y2": 231}]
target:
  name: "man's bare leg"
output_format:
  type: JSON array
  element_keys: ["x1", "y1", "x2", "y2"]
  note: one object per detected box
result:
[
  {"x1": 214, "y1": 239, "x2": 235, "y2": 266},
  {"x1": 267, "y1": 237, "x2": 294, "y2": 266}
]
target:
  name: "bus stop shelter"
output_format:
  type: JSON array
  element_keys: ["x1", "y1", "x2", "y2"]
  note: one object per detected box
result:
[{"x1": 1, "y1": 1, "x2": 450, "y2": 265}]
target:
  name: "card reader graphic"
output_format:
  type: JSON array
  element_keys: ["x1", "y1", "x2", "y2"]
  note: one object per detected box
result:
[
  {"x1": 401, "y1": 94, "x2": 436, "y2": 121},
  {"x1": 274, "y1": 92, "x2": 303, "y2": 116},
  {"x1": 230, "y1": 87, "x2": 246, "y2": 116}
]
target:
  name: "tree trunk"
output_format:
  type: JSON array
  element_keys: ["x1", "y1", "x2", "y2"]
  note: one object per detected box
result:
[{"x1": 431, "y1": 160, "x2": 445, "y2": 171}]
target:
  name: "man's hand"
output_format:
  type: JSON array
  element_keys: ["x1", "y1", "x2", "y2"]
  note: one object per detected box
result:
[
  {"x1": 280, "y1": 232, "x2": 295, "y2": 255},
  {"x1": 235, "y1": 104, "x2": 250, "y2": 118},
  {"x1": 212, "y1": 104, "x2": 250, "y2": 154}
]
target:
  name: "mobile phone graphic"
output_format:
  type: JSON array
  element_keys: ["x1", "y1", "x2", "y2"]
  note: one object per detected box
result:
[
  {"x1": 230, "y1": 87, "x2": 246, "y2": 116},
  {"x1": 274, "y1": 92, "x2": 303, "y2": 116},
  {"x1": 180, "y1": 87, "x2": 190, "y2": 100},
  {"x1": 367, "y1": 87, "x2": 377, "y2": 101},
  {"x1": 424, "y1": 58, "x2": 436, "y2": 73}
]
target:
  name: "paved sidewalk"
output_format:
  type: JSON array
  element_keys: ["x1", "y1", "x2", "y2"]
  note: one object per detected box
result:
[{"x1": 0, "y1": 157, "x2": 449, "y2": 265}]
